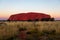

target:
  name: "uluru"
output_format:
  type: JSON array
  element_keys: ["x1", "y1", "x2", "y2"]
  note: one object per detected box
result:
[{"x1": 8, "y1": 12, "x2": 54, "y2": 21}]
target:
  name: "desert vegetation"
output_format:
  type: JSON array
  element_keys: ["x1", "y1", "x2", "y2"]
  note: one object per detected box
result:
[{"x1": 0, "y1": 21, "x2": 60, "y2": 40}]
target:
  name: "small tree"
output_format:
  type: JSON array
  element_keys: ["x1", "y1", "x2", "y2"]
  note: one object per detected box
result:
[{"x1": 50, "y1": 18, "x2": 54, "y2": 21}]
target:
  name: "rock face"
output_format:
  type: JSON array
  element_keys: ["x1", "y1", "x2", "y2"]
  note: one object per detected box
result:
[{"x1": 8, "y1": 12, "x2": 52, "y2": 21}]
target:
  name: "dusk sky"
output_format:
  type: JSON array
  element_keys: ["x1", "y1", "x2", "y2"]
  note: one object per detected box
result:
[{"x1": 0, "y1": 0, "x2": 60, "y2": 20}]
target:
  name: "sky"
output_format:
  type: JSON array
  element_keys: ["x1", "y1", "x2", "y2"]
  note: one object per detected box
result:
[{"x1": 0, "y1": 0, "x2": 60, "y2": 20}]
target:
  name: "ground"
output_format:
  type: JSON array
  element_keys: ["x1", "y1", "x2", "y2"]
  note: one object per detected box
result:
[{"x1": 0, "y1": 21, "x2": 60, "y2": 40}]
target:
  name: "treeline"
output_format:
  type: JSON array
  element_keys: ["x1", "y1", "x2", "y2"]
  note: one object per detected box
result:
[{"x1": 0, "y1": 18, "x2": 56, "y2": 22}]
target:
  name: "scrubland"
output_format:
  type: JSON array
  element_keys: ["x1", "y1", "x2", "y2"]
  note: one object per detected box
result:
[{"x1": 0, "y1": 21, "x2": 60, "y2": 40}]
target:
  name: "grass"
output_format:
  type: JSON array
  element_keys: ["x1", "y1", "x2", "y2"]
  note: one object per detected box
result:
[{"x1": 0, "y1": 21, "x2": 60, "y2": 40}]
